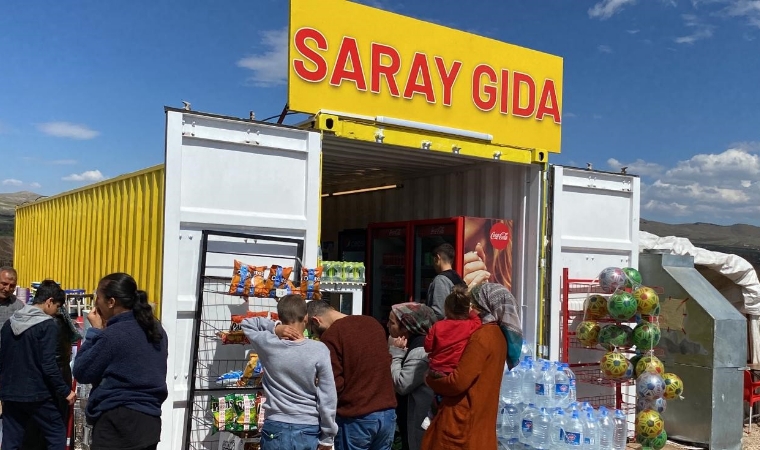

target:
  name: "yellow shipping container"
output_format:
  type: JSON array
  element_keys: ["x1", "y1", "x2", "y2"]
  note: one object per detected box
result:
[{"x1": 14, "y1": 165, "x2": 166, "y2": 316}]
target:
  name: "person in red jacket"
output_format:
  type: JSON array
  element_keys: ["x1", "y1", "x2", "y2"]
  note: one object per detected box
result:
[{"x1": 421, "y1": 285, "x2": 481, "y2": 429}]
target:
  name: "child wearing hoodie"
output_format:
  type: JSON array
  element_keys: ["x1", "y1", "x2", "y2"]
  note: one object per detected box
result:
[{"x1": 0, "y1": 280, "x2": 76, "y2": 450}]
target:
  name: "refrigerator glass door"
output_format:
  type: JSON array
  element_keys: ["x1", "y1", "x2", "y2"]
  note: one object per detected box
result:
[
  {"x1": 371, "y1": 227, "x2": 407, "y2": 322},
  {"x1": 414, "y1": 222, "x2": 457, "y2": 303}
]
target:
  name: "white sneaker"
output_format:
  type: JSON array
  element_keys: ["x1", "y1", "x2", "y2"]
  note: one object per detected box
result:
[{"x1": 421, "y1": 417, "x2": 431, "y2": 430}]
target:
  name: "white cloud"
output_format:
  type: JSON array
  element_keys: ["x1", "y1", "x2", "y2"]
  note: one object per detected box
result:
[
  {"x1": 638, "y1": 145, "x2": 760, "y2": 222},
  {"x1": 564, "y1": 112, "x2": 578, "y2": 118},
  {"x1": 627, "y1": 29, "x2": 641, "y2": 34},
  {"x1": 29, "y1": 182, "x2": 41, "y2": 189},
  {"x1": 608, "y1": 158, "x2": 665, "y2": 177},
  {"x1": 589, "y1": 0, "x2": 637, "y2": 19},
  {"x1": 724, "y1": 0, "x2": 760, "y2": 28},
  {"x1": 598, "y1": 44, "x2": 614, "y2": 53},
  {"x1": 662, "y1": 0, "x2": 678, "y2": 6},
  {"x1": 2, "y1": 179, "x2": 23, "y2": 187},
  {"x1": 675, "y1": 14, "x2": 716, "y2": 43},
  {"x1": 237, "y1": 27, "x2": 288, "y2": 87},
  {"x1": 62, "y1": 170, "x2": 105, "y2": 182},
  {"x1": 38, "y1": 122, "x2": 99, "y2": 140}
]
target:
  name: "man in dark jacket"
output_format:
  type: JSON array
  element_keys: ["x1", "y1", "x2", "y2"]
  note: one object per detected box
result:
[
  {"x1": 0, "y1": 280, "x2": 76, "y2": 450},
  {"x1": 426, "y1": 243, "x2": 466, "y2": 320}
]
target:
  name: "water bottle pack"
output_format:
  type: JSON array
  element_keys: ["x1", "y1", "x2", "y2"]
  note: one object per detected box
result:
[{"x1": 496, "y1": 344, "x2": 627, "y2": 449}]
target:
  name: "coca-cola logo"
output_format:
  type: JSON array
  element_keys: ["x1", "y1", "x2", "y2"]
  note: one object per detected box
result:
[
  {"x1": 388, "y1": 229, "x2": 402, "y2": 237},
  {"x1": 489, "y1": 222, "x2": 511, "y2": 250},
  {"x1": 429, "y1": 226, "x2": 445, "y2": 235}
]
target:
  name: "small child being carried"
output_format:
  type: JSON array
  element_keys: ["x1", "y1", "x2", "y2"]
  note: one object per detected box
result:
[{"x1": 421, "y1": 285, "x2": 482, "y2": 429}]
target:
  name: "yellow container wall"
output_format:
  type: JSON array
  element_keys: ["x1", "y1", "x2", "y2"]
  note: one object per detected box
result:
[{"x1": 14, "y1": 166, "x2": 166, "y2": 316}]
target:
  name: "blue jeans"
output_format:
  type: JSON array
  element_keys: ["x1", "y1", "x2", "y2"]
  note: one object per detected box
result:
[
  {"x1": 335, "y1": 409, "x2": 396, "y2": 450},
  {"x1": 260, "y1": 419, "x2": 321, "y2": 450},
  {"x1": 2, "y1": 400, "x2": 66, "y2": 450}
]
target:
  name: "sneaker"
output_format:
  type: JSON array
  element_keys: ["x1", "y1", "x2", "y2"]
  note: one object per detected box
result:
[{"x1": 421, "y1": 417, "x2": 431, "y2": 430}]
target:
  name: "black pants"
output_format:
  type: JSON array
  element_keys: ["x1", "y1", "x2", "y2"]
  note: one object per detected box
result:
[
  {"x1": 91, "y1": 407, "x2": 160, "y2": 450},
  {"x1": 22, "y1": 394, "x2": 70, "y2": 450},
  {"x1": 2, "y1": 400, "x2": 66, "y2": 450}
]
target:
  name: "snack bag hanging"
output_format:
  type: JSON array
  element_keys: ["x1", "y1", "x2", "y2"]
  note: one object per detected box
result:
[
  {"x1": 228, "y1": 260, "x2": 255, "y2": 296},
  {"x1": 265, "y1": 265, "x2": 295, "y2": 298},
  {"x1": 300, "y1": 267, "x2": 323, "y2": 300}
]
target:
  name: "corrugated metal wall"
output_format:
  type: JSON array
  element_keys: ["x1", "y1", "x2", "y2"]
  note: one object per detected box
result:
[
  {"x1": 14, "y1": 165, "x2": 165, "y2": 315},
  {"x1": 321, "y1": 162, "x2": 528, "y2": 243}
]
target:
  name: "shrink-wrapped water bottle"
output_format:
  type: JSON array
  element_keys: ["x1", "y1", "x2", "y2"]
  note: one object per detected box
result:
[
  {"x1": 563, "y1": 410, "x2": 584, "y2": 447},
  {"x1": 501, "y1": 366, "x2": 522, "y2": 405},
  {"x1": 612, "y1": 409, "x2": 628, "y2": 450},
  {"x1": 535, "y1": 363, "x2": 555, "y2": 408},
  {"x1": 550, "y1": 408, "x2": 567, "y2": 448},
  {"x1": 598, "y1": 407, "x2": 614, "y2": 450},
  {"x1": 533, "y1": 407, "x2": 552, "y2": 450},
  {"x1": 519, "y1": 403, "x2": 539, "y2": 447},
  {"x1": 583, "y1": 411, "x2": 600, "y2": 450}
]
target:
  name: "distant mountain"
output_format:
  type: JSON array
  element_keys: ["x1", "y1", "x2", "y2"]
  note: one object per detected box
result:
[
  {"x1": 0, "y1": 191, "x2": 43, "y2": 264},
  {"x1": 640, "y1": 219, "x2": 760, "y2": 249}
]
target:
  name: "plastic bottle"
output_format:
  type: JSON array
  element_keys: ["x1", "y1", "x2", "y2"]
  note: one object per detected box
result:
[
  {"x1": 612, "y1": 410, "x2": 628, "y2": 450},
  {"x1": 554, "y1": 365, "x2": 570, "y2": 408},
  {"x1": 536, "y1": 363, "x2": 555, "y2": 408},
  {"x1": 501, "y1": 366, "x2": 522, "y2": 405},
  {"x1": 498, "y1": 402, "x2": 522, "y2": 447},
  {"x1": 568, "y1": 377, "x2": 577, "y2": 405},
  {"x1": 563, "y1": 410, "x2": 584, "y2": 447},
  {"x1": 533, "y1": 407, "x2": 552, "y2": 450},
  {"x1": 550, "y1": 408, "x2": 567, "y2": 448},
  {"x1": 519, "y1": 403, "x2": 539, "y2": 447},
  {"x1": 521, "y1": 339, "x2": 534, "y2": 362},
  {"x1": 598, "y1": 407, "x2": 614, "y2": 450},
  {"x1": 521, "y1": 360, "x2": 536, "y2": 406},
  {"x1": 583, "y1": 411, "x2": 600, "y2": 450},
  {"x1": 317, "y1": 245, "x2": 323, "y2": 267}
]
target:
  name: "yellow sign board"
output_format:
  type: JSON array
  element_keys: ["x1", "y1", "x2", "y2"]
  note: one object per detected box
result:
[{"x1": 288, "y1": 0, "x2": 563, "y2": 153}]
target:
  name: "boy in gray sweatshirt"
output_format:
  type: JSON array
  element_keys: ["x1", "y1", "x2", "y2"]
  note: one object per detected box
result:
[{"x1": 242, "y1": 294, "x2": 337, "y2": 450}]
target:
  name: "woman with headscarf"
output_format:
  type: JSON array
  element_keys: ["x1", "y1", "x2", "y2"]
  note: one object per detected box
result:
[
  {"x1": 387, "y1": 302, "x2": 437, "y2": 450},
  {"x1": 420, "y1": 283, "x2": 523, "y2": 450}
]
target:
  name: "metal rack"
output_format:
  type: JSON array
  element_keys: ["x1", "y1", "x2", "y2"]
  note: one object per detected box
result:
[
  {"x1": 184, "y1": 230, "x2": 304, "y2": 450},
  {"x1": 560, "y1": 268, "x2": 666, "y2": 438}
]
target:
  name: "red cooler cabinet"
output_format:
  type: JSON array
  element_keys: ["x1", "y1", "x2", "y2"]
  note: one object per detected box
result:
[{"x1": 367, "y1": 217, "x2": 514, "y2": 324}]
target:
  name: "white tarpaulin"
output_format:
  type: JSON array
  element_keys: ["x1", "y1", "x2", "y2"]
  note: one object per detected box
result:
[{"x1": 639, "y1": 230, "x2": 760, "y2": 363}]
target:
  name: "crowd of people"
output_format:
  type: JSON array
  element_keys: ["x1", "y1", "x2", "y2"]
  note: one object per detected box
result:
[{"x1": 0, "y1": 242, "x2": 523, "y2": 450}]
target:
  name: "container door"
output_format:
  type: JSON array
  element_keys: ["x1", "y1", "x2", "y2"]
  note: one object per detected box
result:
[
  {"x1": 368, "y1": 223, "x2": 410, "y2": 323},
  {"x1": 413, "y1": 220, "x2": 458, "y2": 303},
  {"x1": 546, "y1": 165, "x2": 640, "y2": 361},
  {"x1": 159, "y1": 109, "x2": 321, "y2": 450}
]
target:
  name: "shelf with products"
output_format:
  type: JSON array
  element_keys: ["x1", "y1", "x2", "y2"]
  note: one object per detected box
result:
[{"x1": 185, "y1": 230, "x2": 307, "y2": 450}]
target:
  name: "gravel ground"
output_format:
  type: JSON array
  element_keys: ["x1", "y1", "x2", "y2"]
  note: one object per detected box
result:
[{"x1": 623, "y1": 425, "x2": 759, "y2": 449}]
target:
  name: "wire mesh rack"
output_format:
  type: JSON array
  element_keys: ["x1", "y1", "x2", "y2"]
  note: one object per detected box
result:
[{"x1": 184, "y1": 231, "x2": 304, "y2": 450}]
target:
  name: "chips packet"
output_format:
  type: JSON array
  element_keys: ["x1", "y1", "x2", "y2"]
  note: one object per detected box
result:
[
  {"x1": 229, "y1": 260, "x2": 255, "y2": 296},
  {"x1": 300, "y1": 267, "x2": 323, "y2": 301}
]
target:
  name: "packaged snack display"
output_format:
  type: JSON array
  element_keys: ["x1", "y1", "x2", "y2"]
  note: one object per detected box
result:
[
  {"x1": 232, "y1": 393, "x2": 258, "y2": 431},
  {"x1": 265, "y1": 265, "x2": 295, "y2": 298},
  {"x1": 218, "y1": 331, "x2": 249, "y2": 345},
  {"x1": 237, "y1": 353, "x2": 263, "y2": 387},
  {"x1": 300, "y1": 267, "x2": 323, "y2": 300},
  {"x1": 217, "y1": 371, "x2": 244, "y2": 386},
  {"x1": 229, "y1": 260, "x2": 255, "y2": 296},
  {"x1": 210, "y1": 394, "x2": 238, "y2": 433},
  {"x1": 230, "y1": 312, "x2": 269, "y2": 332},
  {"x1": 256, "y1": 393, "x2": 267, "y2": 430},
  {"x1": 249, "y1": 266, "x2": 269, "y2": 298}
]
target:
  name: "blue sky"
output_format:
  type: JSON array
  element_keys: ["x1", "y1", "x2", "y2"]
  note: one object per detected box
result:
[{"x1": 1, "y1": 0, "x2": 759, "y2": 225}]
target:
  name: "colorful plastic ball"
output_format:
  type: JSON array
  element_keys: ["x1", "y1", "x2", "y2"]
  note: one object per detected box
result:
[
  {"x1": 637, "y1": 371, "x2": 666, "y2": 400},
  {"x1": 584, "y1": 294, "x2": 609, "y2": 320},
  {"x1": 599, "y1": 267, "x2": 627, "y2": 294},
  {"x1": 663, "y1": 372, "x2": 684, "y2": 400},
  {"x1": 637, "y1": 430, "x2": 668, "y2": 450},
  {"x1": 600, "y1": 351, "x2": 630, "y2": 380},
  {"x1": 637, "y1": 396, "x2": 667, "y2": 414},
  {"x1": 635, "y1": 287, "x2": 660, "y2": 316},
  {"x1": 635, "y1": 355, "x2": 665, "y2": 377},
  {"x1": 623, "y1": 267, "x2": 643, "y2": 288},
  {"x1": 607, "y1": 291, "x2": 638, "y2": 321},
  {"x1": 636, "y1": 410, "x2": 665, "y2": 439},
  {"x1": 630, "y1": 353, "x2": 644, "y2": 370},
  {"x1": 599, "y1": 324, "x2": 633, "y2": 350},
  {"x1": 576, "y1": 321, "x2": 601, "y2": 347},
  {"x1": 633, "y1": 322, "x2": 661, "y2": 350}
]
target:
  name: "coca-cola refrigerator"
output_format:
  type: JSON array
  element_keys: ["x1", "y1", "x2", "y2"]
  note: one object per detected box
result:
[
  {"x1": 366, "y1": 222, "x2": 412, "y2": 324},
  {"x1": 366, "y1": 217, "x2": 514, "y2": 323}
]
